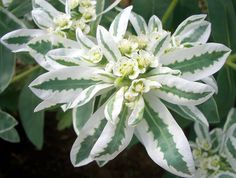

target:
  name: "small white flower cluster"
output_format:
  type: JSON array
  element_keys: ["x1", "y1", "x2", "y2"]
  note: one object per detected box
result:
[{"x1": 192, "y1": 109, "x2": 236, "y2": 178}]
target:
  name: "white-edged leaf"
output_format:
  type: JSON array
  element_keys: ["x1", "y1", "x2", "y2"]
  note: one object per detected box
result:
[
  {"x1": 148, "y1": 15, "x2": 162, "y2": 33},
  {"x1": 210, "y1": 128, "x2": 223, "y2": 152},
  {"x1": 76, "y1": 28, "x2": 95, "y2": 49},
  {"x1": 160, "y1": 43, "x2": 231, "y2": 81},
  {"x1": 97, "y1": 26, "x2": 121, "y2": 62},
  {"x1": 173, "y1": 14, "x2": 206, "y2": 37},
  {"x1": 224, "y1": 108, "x2": 236, "y2": 132},
  {"x1": 201, "y1": 75, "x2": 218, "y2": 94},
  {"x1": 27, "y1": 34, "x2": 80, "y2": 70},
  {"x1": 1, "y1": 29, "x2": 45, "y2": 52},
  {"x1": 31, "y1": 9, "x2": 54, "y2": 30},
  {"x1": 136, "y1": 95, "x2": 195, "y2": 177},
  {"x1": 32, "y1": 0, "x2": 61, "y2": 17},
  {"x1": 128, "y1": 96, "x2": 145, "y2": 126},
  {"x1": 194, "y1": 122, "x2": 210, "y2": 141},
  {"x1": 104, "y1": 87, "x2": 125, "y2": 124},
  {"x1": 151, "y1": 75, "x2": 214, "y2": 106},
  {"x1": 91, "y1": 106, "x2": 134, "y2": 162},
  {"x1": 96, "y1": 0, "x2": 121, "y2": 17},
  {"x1": 0, "y1": 110, "x2": 18, "y2": 134},
  {"x1": 70, "y1": 105, "x2": 107, "y2": 167},
  {"x1": 109, "y1": 6, "x2": 133, "y2": 41},
  {"x1": 213, "y1": 172, "x2": 236, "y2": 178},
  {"x1": 0, "y1": 128, "x2": 20, "y2": 143},
  {"x1": 69, "y1": 83, "x2": 114, "y2": 109},
  {"x1": 72, "y1": 98, "x2": 95, "y2": 136},
  {"x1": 129, "y1": 12, "x2": 148, "y2": 35},
  {"x1": 151, "y1": 33, "x2": 170, "y2": 57}
]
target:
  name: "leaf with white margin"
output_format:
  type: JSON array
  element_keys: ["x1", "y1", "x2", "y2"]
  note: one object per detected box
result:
[
  {"x1": 1, "y1": 29, "x2": 46, "y2": 52},
  {"x1": 97, "y1": 26, "x2": 121, "y2": 62},
  {"x1": 29, "y1": 66, "x2": 98, "y2": 101},
  {"x1": 160, "y1": 43, "x2": 231, "y2": 81},
  {"x1": 223, "y1": 108, "x2": 236, "y2": 132},
  {"x1": 148, "y1": 15, "x2": 162, "y2": 33},
  {"x1": 128, "y1": 96, "x2": 144, "y2": 126},
  {"x1": 72, "y1": 98, "x2": 95, "y2": 136},
  {"x1": 109, "y1": 6, "x2": 133, "y2": 41},
  {"x1": 96, "y1": 0, "x2": 121, "y2": 17},
  {"x1": 0, "y1": 128, "x2": 20, "y2": 143},
  {"x1": 70, "y1": 105, "x2": 107, "y2": 167},
  {"x1": 32, "y1": 0, "x2": 61, "y2": 17},
  {"x1": 150, "y1": 75, "x2": 214, "y2": 106},
  {"x1": 136, "y1": 94, "x2": 195, "y2": 177},
  {"x1": 68, "y1": 83, "x2": 114, "y2": 108},
  {"x1": 213, "y1": 172, "x2": 236, "y2": 178},
  {"x1": 201, "y1": 75, "x2": 218, "y2": 94},
  {"x1": 76, "y1": 28, "x2": 95, "y2": 50},
  {"x1": 151, "y1": 33, "x2": 170, "y2": 57},
  {"x1": 31, "y1": 9, "x2": 54, "y2": 30},
  {"x1": 173, "y1": 14, "x2": 206, "y2": 37},
  {"x1": 46, "y1": 48, "x2": 84, "y2": 69},
  {"x1": 0, "y1": 110, "x2": 18, "y2": 134},
  {"x1": 129, "y1": 12, "x2": 148, "y2": 35},
  {"x1": 179, "y1": 21, "x2": 211, "y2": 45},
  {"x1": 225, "y1": 124, "x2": 236, "y2": 172},
  {"x1": 27, "y1": 34, "x2": 80, "y2": 70},
  {"x1": 163, "y1": 100, "x2": 209, "y2": 127},
  {"x1": 146, "y1": 67, "x2": 181, "y2": 77},
  {"x1": 90, "y1": 106, "x2": 134, "y2": 161},
  {"x1": 210, "y1": 128, "x2": 223, "y2": 152},
  {"x1": 194, "y1": 122, "x2": 210, "y2": 141},
  {"x1": 104, "y1": 87, "x2": 125, "y2": 124}
]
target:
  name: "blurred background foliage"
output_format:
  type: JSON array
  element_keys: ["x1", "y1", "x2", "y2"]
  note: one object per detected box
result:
[{"x1": 0, "y1": 0, "x2": 236, "y2": 177}]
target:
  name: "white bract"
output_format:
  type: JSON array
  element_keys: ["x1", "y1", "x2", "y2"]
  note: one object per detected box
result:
[
  {"x1": 1, "y1": 4, "x2": 231, "y2": 178},
  {"x1": 191, "y1": 108, "x2": 236, "y2": 178}
]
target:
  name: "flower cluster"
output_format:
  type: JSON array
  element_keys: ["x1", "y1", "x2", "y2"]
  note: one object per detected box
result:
[
  {"x1": 1, "y1": 4, "x2": 231, "y2": 178},
  {"x1": 191, "y1": 108, "x2": 236, "y2": 178}
]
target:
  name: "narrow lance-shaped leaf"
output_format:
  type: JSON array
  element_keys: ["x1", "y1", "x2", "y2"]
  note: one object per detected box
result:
[
  {"x1": 160, "y1": 43, "x2": 231, "y2": 81},
  {"x1": 148, "y1": 15, "x2": 162, "y2": 33},
  {"x1": 109, "y1": 6, "x2": 133, "y2": 41},
  {"x1": 0, "y1": 110, "x2": 18, "y2": 134},
  {"x1": 224, "y1": 108, "x2": 236, "y2": 132},
  {"x1": 128, "y1": 96, "x2": 145, "y2": 126},
  {"x1": 129, "y1": 12, "x2": 148, "y2": 35},
  {"x1": 76, "y1": 28, "x2": 95, "y2": 50},
  {"x1": 151, "y1": 33, "x2": 170, "y2": 57},
  {"x1": 70, "y1": 105, "x2": 107, "y2": 167},
  {"x1": 0, "y1": 128, "x2": 20, "y2": 143},
  {"x1": 150, "y1": 75, "x2": 214, "y2": 106},
  {"x1": 104, "y1": 87, "x2": 125, "y2": 124},
  {"x1": 91, "y1": 106, "x2": 134, "y2": 162},
  {"x1": 135, "y1": 95, "x2": 195, "y2": 177}
]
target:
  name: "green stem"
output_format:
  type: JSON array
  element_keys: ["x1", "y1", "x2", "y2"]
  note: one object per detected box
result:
[
  {"x1": 226, "y1": 54, "x2": 236, "y2": 70},
  {"x1": 161, "y1": 0, "x2": 178, "y2": 25},
  {"x1": 10, "y1": 65, "x2": 40, "y2": 84}
]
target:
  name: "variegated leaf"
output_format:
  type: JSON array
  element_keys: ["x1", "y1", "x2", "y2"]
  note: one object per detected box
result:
[
  {"x1": 97, "y1": 26, "x2": 121, "y2": 62},
  {"x1": 32, "y1": 0, "x2": 61, "y2": 17},
  {"x1": 46, "y1": 48, "x2": 84, "y2": 69},
  {"x1": 146, "y1": 67, "x2": 181, "y2": 77},
  {"x1": 109, "y1": 6, "x2": 133, "y2": 41},
  {"x1": 179, "y1": 21, "x2": 211, "y2": 45},
  {"x1": 1, "y1": 29, "x2": 45, "y2": 52},
  {"x1": 224, "y1": 108, "x2": 236, "y2": 132},
  {"x1": 68, "y1": 83, "x2": 114, "y2": 108},
  {"x1": 151, "y1": 75, "x2": 214, "y2": 106},
  {"x1": 27, "y1": 34, "x2": 80, "y2": 70},
  {"x1": 213, "y1": 172, "x2": 236, "y2": 178},
  {"x1": 194, "y1": 122, "x2": 210, "y2": 141},
  {"x1": 151, "y1": 33, "x2": 170, "y2": 57},
  {"x1": 160, "y1": 43, "x2": 231, "y2": 81},
  {"x1": 0, "y1": 110, "x2": 18, "y2": 134},
  {"x1": 70, "y1": 105, "x2": 107, "y2": 167},
  {"x1": 136, "y1": 95, "x2": 195, "y2": 177},
  {"x1": 173, "y1": 14, "x2": 206, "y2": 37},
  {"x1": 72, "y1": 98, "x2": 95, "y2": 135},
  {"x1": 76, "y1": 28, "x2": 95, "y2": 50},
  {"x1": 148, "y1": 15, "x2": 162, "y2": 33},
  {"x1": 31, "y1": 9, "x2": 54, "y2": 30},
  {"x1": 210, "y1": 128, "x2": 223, "y2": 152},
  {"x1": 129, "y1": 12, "x2": 148, "y2": 35},
  {"x1": 201, "y1": 75, "x2": 218, "y2": 93},
  {"x1": 163, "y1": 100, "x2": 209, "y2": 127},
  {"x1": 104, "y1": 87, "x2": 125, "y2": 124},
  {"x1": 128, "y1": 96, "x2": 144, "y2": 126},
  {"x1": 91, "y1": 106, "x2": 134, "y2": 162},
  {"x1": 29, "y1": 66, "x2": 98, "y2": 108}
]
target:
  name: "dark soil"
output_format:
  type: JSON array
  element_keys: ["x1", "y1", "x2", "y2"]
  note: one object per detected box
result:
[{"x1": 0, "y1": 112, "x2": 163, "y2": 178}]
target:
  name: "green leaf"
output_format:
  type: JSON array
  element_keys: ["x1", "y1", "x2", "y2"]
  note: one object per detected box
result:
[
  {"x1": 0, "y1": 43, "x2": 15, "y2": 94},
  {"x1": 0, "y1": 127, "x2": 20, "y2": 143},
  {"x1": 19, "y1": 69, "x2": 45, "y2": 149},
  {"x1": 224, "y1": 108, "x2": 236, "y2": 132},
  {"x1": 90, "y1": 0, "x2": 104, "y2": 35},
  {"x1": 197, "y1": 97, "x2": 220, "y2": 124},
  {"x1": 8, "y1": 0, "x2": 32, "y2": 18},
  {"x1": 0, "y1": 110, "x2": 17, "y2": 133},
  {"x1": 215, "y1": 66, "x2": 236, "y2": 118},
  {"x1": 57, "y1": 110, "x2": 72, "y2": 131}
]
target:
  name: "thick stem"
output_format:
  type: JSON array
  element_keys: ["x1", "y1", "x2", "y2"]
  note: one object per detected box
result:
[{"x1": 161, "y1": 0, "x2": 178, "y2": 25}]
